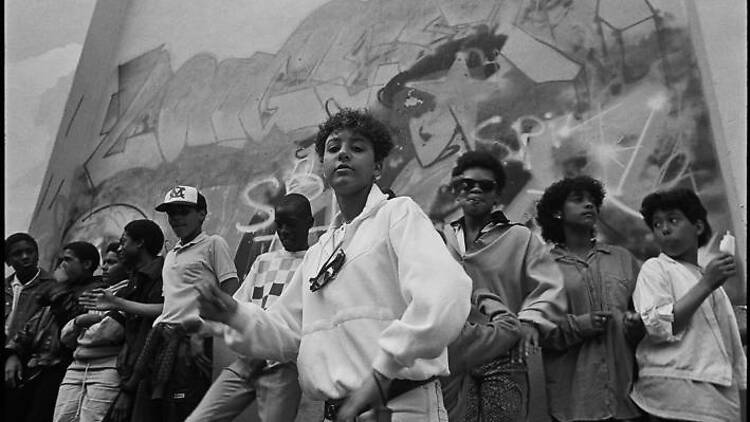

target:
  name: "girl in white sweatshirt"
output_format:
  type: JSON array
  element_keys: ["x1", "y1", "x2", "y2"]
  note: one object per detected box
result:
[{"x1": 194, "y1": 108, "x2": 472, "y2": 421}]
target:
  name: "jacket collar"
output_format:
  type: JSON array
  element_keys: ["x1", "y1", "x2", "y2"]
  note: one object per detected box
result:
[
  {"x1": 173, "y1": 232, "x2": 208, "y2": 251},
  {"x1": 450, "y1": 210, "x2": 511, "y2": 230},
  {"x1": 330, "y1": 185, "x2": 388, "y2": 229},
  {"x1": 551, "y1": 241, "x2": 612, "y2": 264}
]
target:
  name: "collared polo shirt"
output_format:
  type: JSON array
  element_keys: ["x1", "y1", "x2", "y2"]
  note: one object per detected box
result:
[{"x1": 154, "y1": 232, "x2": 237, "y2": 327}]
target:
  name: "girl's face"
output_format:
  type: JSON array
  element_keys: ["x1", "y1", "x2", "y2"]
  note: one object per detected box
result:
[
  {"x1": 561, "y1": 190, "x2": 598, "y2": 230},
  {"x1": 650, "y1": 208, "x2": 703, "y2": 260},
  {"x1": 322, "y1": 129, "x2": 380, "y2": 197}
]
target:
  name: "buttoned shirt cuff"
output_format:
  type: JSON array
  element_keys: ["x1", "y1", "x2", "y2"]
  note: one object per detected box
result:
[{"x1": 641, "y1": 303, "x2": 683, "y2": 342}]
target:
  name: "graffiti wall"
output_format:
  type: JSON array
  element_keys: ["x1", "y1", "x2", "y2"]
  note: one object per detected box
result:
[{"x1": 32, "y1": 0, "x2": 742, "y2": 296}]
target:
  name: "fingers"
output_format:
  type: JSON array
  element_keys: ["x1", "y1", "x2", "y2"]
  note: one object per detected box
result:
[
  {"x1": 590, "y1": 312, "x2": 610, "y2": 329},
  {"x1": 6, "y1": 374, "x2": 16, "y2": 389}
]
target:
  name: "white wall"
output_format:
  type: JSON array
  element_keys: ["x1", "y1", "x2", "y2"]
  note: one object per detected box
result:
[{"x1": 689, "y1": 0, "x2": 747, "y2": 298}]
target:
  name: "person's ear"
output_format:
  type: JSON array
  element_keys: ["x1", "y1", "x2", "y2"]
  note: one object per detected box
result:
[
  {"x1": 374, "y1": 162, "x2": 383, "y2": 180},
  {"x1": 694, "y1": 219, "x2": 705, "y2": 237},
  {"x1": 82, "y1": 260, "x2": 94, "y2": 273}
]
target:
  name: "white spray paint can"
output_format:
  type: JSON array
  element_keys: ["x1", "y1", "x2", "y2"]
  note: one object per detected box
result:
[{"x1": 719, "y1": 231, "x2": 735, "y2": 256}]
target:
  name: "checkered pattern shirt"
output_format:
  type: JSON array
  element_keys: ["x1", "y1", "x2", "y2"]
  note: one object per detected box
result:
[{"x1": 234, "y1": 249, "x2": 306, "y2": 310}]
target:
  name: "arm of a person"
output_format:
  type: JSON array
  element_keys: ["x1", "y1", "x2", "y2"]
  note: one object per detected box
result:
[
  {"x1": 222, "y1": 264, "x2": 304, "y2": 362},
  {"x1": 517, "y1": 233, "x2": 567, "y2": 336},
  {"x1": 373, "y1": 201, "x2": 472, "y2": 379},
  {"x1": 5, "y1": 310, "x2": 40, "y2": 360},
  {"x1": 220, "y1": 277, "x2": 239, "y2": 296},
  {"x1": 448, "y1": 290, "x2": 521, "y2": 374},
  {"x1": 633, "y1": 260, "x2": 683, "y2": 342},
  {"x1": 60, "y1": 313, "x2": 105, "y2": 347},
  {"x1": 210, "y1": 236, "x2": 240, "y2": 296},
  {"x1": 540, "y1": 312, "x2": 603, "y2": 351},
  {"x1": 110, "y1": 296, "x2": 164, "y2": 318},
  {"x1": 671, "y1": 279, "x2": 714, "y2": 334}
]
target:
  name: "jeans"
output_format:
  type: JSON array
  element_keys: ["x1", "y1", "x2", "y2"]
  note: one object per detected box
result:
[
  {"x1": 54, "y1": 358, "x2": 121, "y2": 422},
  {"x1": 324, "y1": 380, "x2": 448, "y2": 422},
  {"x1": 187, "y1": 358, "x2": 302, "y2": 422}
]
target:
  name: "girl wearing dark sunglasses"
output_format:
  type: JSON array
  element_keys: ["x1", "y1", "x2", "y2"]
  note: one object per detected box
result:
[
  {"x1": 195, "y1": 108, "x2": 472, "y2": 421},
  {"x1": 440, "y1": 150, "x2": 567, "y2": 421}
]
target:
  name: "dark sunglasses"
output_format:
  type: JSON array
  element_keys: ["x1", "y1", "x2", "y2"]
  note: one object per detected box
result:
[
  {"x1": 450, "y1": 178, "x2": 497, "y2": 193},
  {"x1": 309, "y1": 249, "x2": 346, "y2": 292}
]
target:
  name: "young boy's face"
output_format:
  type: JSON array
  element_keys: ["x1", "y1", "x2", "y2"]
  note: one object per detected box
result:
[
  {"x1": 101, "y1": 251, "x2": 120, "y2": 284},
  {"x1": 322, "y1": 129, "x2": 380, "y2": 197},
  {"x1": 452, "y1": 167, "x2": 500, "y2": 218},
  {"x1": 57, "y1": 249, "x2": 92, "y2": 283},
  {"x1": 6, "y1": 240, "x2": 38, "y2": 276},
  {"x1": 165, "y1": 205, "x2": 205, "y2": 241},
  {"x1": 650, "y1": 208, "x2": 703, "y2": 259},
  {"x1": 274, "y1": 206, "x2": 311, "y2": 252},
  {"x1": 561, "y1": 190, "x2": 598, "y2": 230}
]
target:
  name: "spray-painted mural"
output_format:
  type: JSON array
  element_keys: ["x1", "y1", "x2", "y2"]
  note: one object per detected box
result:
[{"x1": 35, "y1": 0, "x2": 737, "y2": 288}]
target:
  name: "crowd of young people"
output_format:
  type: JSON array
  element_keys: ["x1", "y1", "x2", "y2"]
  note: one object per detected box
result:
[{"x1": 4, "y1": 108, "x2": 746, "y2": 422}]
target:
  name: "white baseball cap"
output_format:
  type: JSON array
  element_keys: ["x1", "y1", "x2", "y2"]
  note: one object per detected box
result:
[{"x1": 155, "y1": 185, "x2": 207, "y2": 211}]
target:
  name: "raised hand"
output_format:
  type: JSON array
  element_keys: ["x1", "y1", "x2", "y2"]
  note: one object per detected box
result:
[
  {"x1": 79, "y1": 288, "x2": 119, "y2": 312},
  {"x1": 702, "y1": 253, "x2": 736, "y2": 290},
  {"x1": 4, "y1": 354, "x2": 23, "y2": 389},
  {"x1": 194, "y1": 279, "x2": 238, "y2": 324}
]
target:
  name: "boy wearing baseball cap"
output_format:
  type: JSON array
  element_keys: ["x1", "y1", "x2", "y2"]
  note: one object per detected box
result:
[{"x1": 130, "y1": 185, "x2": 238, "y2": 421}]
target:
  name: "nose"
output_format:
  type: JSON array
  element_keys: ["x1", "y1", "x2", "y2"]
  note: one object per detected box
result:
[
  {"x1": 468, "y1": 184, "x2": 483, "y2": 194},
  {"x1": 660, "y1": 225, "x2": 671, "y2": 236},
  {"x1": 337, "y1": 145, "x2": 351, "y2": 161}
]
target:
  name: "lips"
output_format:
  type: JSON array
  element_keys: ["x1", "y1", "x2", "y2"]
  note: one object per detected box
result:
[{"x1": 335, "y1": 164, "x2": 353, "y2": 172}]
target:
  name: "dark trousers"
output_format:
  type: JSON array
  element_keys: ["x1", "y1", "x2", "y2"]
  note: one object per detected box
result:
[
  {"x1": 129, "y1": 324, "x2": 212, "y2": 422},
  {"x1": 4, "y1": 364, "x2": 67, "y2": 422}
]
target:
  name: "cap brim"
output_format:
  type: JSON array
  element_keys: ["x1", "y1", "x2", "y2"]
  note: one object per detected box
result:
[{"x1": 155, "y1": 201, "x2": 198, "y2": 212}]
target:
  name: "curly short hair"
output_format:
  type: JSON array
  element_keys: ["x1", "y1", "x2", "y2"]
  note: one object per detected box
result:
[
  {"x1": 5, "y1": 233, "x2": 38, "y2": 261},
  {"x1": 314, "y1": 108, "x2": 394, "y2": 163},
  {"x1": 640, "y1": 188, "x2": 712, "y2": 247},
  {"x1": 451, "y1": 150, "x2": 506, "y2": 193},
  {"x1": 104, "y1": 242, "x2": 120, "y2": 255},
  {"x1": 536, "y1": 176, "x2": 605, "y2": 244}
]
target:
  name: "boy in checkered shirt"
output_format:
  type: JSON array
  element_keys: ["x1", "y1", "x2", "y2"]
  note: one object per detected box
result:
[{"x1": 187, "y1": 193, "x2": 315, "y2": 422}]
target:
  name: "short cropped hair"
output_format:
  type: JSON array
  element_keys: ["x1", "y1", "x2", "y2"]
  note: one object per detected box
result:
[
  {"x1": 63, "y1": 241, "x2": 101, "y2": 273},
  {"x1": 451, "y1": 151, "x2": 506, "y2": 193},
  {"x1": 5, "y1": 233, "x2": 38, "y2": 261},
  {"x1": 104, "y1": 242, "x2": 120, "y2": 255},
  {"x1": 536, "y1": 176, "x2": 606, "y2": 244},
  {"x1": 124, "y1": 219, "x2": 165, "y2": 256},
  {"x1": 314, "y1": 108, "x2": 394, "y2": 163},
  {"x1": 640, "y1": 188, "x2": 712, "y2": 247}
]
